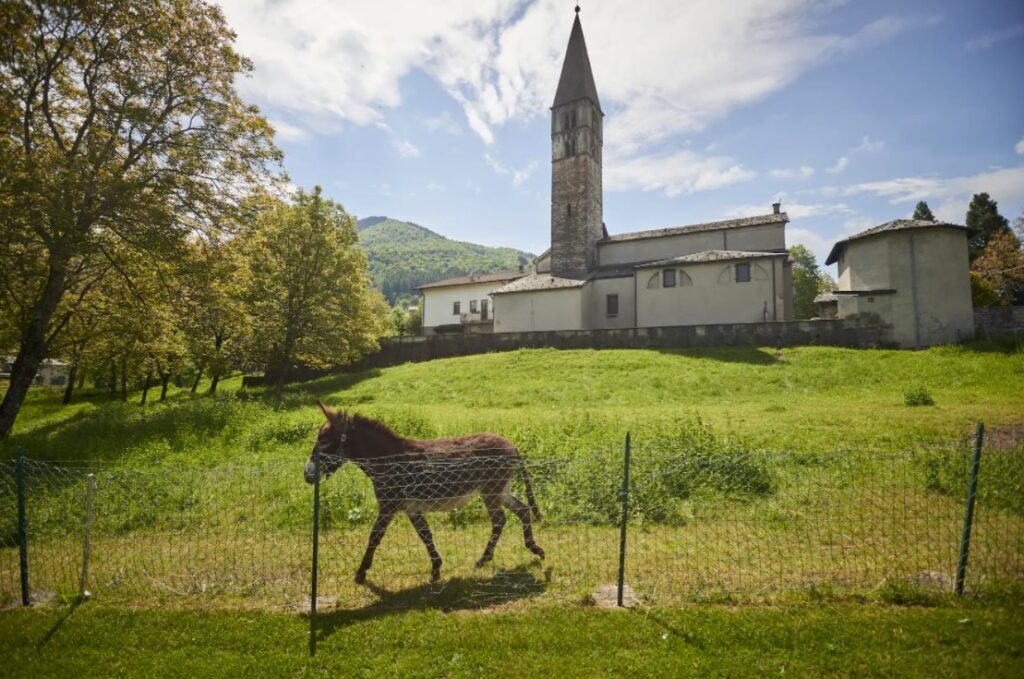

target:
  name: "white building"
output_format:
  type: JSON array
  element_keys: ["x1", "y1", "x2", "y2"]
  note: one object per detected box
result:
[
  {"x1": 825, "y1": 219, "x2": 974, "y2": 348},
  {"x1": 418, "y1": 271, "x2": 526, "y2": 335}
]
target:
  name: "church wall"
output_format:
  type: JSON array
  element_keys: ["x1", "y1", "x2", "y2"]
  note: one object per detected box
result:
[
  {"x1": 583, "y1": 277, "x2": 635, "y2": 329},
  {"x1": 636, "y1": 257, "x2": 786, "y2": 327},
  {"x1": 598, "y1": 222, "x2": 786, "y2": 266},
  {"x1": 492, "y1": 288, "x2": 584, "y2": 332}
]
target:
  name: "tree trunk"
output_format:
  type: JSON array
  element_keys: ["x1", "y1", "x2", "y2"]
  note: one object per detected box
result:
[
  {"x1": 120, "y1": 358, "x2": 128, "y2": 402},
  {"x1": 109, "y1": 361, "x2": 117, "y2": 399},
  {"x1": 77, "y1": 368, "x2": 86, "y2": 390},
  {"x1": 190, "y1": 367, "x2": 203, "y2": 393},
  {"x1": 140, "y1": 372, "x2": 152, "y2": 405},
  {"x1": 209, "y1": 373, "x2": 221, "y2": 395},
  {"x1": 63, "y1": 365, "x2": 78, "y2": 405},
  {"x1": 159, "y1": 373, "x2": 170, "y2": 402},
  {"x1": 0, "y1": 256, "x2": 68, "y2": 438}
]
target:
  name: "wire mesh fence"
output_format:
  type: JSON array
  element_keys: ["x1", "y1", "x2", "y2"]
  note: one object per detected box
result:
[{"x1": 2, "y1": 428, "x2": 1022, "y2": 610}]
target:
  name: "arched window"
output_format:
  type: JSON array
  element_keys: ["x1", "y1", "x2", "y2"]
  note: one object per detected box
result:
[
  {"x1": 566, "y1": 203, "x2": 572, "y2": 218},
  {"x1": 570, "y1": 138, "x2": 576, "y2": 155},
  {"x1": 679, "y1": 271, "x2": 693, "y2": 287},
  {"x1": 563, "y1": 113, "x2": 570, "y2": 130},
  {"x1": 563, "y1": 140, "x2": 571, "y2": 157},
  {"x1": 647, "y1": 272, "x2": 661, "y2": 289}
]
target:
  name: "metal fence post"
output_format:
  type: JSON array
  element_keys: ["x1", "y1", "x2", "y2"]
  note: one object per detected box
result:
[
  {"x1": 309, "y1": 445, "x2": 322, "y2": 656},
  {"x1": 16, "y1": 447, "x2": 29, "y2": 607},
  {"x1": 955, "y1": 422, "x2": 984, "y2": 596},
  {"x1": 617, "y1": 432, "x2": 632, "y2": 607},
  {"x1": 80, "y1": 473, "x2": 95, "y2": 598}
]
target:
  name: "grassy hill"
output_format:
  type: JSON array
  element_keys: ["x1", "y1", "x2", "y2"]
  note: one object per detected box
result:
[{"x1": 355, "y1": 216, "x2": 534, "y2": 304}]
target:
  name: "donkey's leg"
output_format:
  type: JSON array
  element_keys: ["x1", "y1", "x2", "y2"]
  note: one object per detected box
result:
[
  {"x1": 408, "y1": 512, "x2": 443, "y2": 583},
  {"x1": 355, "y1": 506, "x2": 396, "y2": 584},
  {"x1": 504, "y1": 494, "x2": 545, "y2": 559},
  {"x1": 475, "y1": 495, "x2": 507, "y2": 568}
]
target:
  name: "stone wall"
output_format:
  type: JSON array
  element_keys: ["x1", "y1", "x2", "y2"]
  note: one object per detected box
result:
[
  {"x1": 974, "y1": 306, "x2": 1024, "y2": 340},
  {"x1": 342, "y1": 318, "x2": 891, "y2": 373}
]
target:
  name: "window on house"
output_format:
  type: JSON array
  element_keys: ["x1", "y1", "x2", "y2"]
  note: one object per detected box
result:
[
  {"x1": 735, "y1": 262, "x2": 751, "y2": 283},
  {"x1": 663, "y1": 269, "x2": 677, "y2": 288},
  {"x1": 606, "y1": 294, "x2": 618, "y2": 318},
  {"x1": 567, "y1": 203, "x2": 572, "y2": 218},
  {"x1": 453, "y1": 301, "x2": 460, "y2": 315},
  {"x1": 470, "y1": 300, "x2": 478, "y2": 313}
]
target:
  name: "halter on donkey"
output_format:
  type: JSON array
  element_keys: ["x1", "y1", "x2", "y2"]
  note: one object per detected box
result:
[{"x1": 304, "y1": 401, "x2": 545, "y2": 584}]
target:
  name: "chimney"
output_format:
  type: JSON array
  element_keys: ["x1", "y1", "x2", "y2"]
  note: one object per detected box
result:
[{"x1": 772, "y1": 201, "x2": 781, "y2": 215}]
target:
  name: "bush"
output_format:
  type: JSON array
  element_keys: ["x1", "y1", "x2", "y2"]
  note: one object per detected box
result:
[{"x1": 904, "y1": 386, "x2": 935, "y2": 407}]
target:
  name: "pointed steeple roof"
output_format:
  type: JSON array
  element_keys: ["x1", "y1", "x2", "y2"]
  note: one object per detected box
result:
[{"x1": 552, "y1": 10, "x2": 601, "y2": 112}]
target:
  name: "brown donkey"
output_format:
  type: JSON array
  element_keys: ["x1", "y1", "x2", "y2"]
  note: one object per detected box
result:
[{"x1": 304, "y1": 401, "x2": 544, "y2": 584}]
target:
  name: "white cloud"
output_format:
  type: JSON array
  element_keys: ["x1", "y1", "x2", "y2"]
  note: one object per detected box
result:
[
  {"x1": 842, "y1": 165, "x2": 1024, "y2": 223},
  {"x1": 855, "y1": 135, "x2": 884, "y2": 153},
  {"x1": 965, "y1": 24, "x2": 1024, "y2": 51},
  {"x1": 392, "y1": 138, "x2": 422, "y2": 158},
  {"x1": 606, "y1": 149, "x2": 754, "y2": 197},
  {"x1": 422, "y1": 111, "x2": 462, "y2": 135},
  {"x1": 726, "y1": 201, "x2": 851, "y2": 220},
  {"x1": 426, "y1": 181, "x2": 445, "y2": 192},
  {"x1": 268, "y1": 118, "x2": 311, "y2": 143},
  {"x1": 220, "y1": 1, "x2": 935, "y2": 165},
  {"x1": 484, "y1": 153, "x2": 539, "y2": 187},
  {"x1": 769, "y1": 165, "x2": 816, "y2": 180},
  {"x1": 826, "y1": 156, "x2": 849, "y2": 174},
  {"x1": 1015, "y1": 136, "x2": 1024, "y2": 155}
]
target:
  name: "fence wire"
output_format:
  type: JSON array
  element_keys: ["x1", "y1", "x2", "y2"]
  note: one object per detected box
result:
[{"x1": 1, "y1": 434, "x2": 1022, "y2": 610}]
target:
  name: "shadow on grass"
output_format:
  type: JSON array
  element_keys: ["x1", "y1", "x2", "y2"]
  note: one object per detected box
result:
[
  {"x1": 310, "y1": 564, "x2": 549, "y2": 642},
  {"x1": 956, "y1": 338, "x2": 1023, "y2": 355},
  {"x1": 36, "y1": 596, "x2": 85, "y2": 649},
  {"x1": 658, "y1": 346, "x2": 779, "y2": 365}
]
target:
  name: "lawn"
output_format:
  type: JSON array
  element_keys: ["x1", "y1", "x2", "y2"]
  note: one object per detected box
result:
[
  {"x1": 2, "y1": 602, "x2": 1023, "y2": 678},
  {"x1": 1, "y1": 343, "x2": 1022, "y2": 675}
]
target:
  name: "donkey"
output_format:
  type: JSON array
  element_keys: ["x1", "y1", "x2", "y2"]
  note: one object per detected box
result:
[{"x1": 304, "y1": 401, "x2": 545, "y2": 584}]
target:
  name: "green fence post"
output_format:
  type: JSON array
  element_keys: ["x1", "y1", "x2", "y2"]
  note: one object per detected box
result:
[
  {"x1": 309, "y1": 445, "x2": 322, "y2": 656},
  {"x1": 955, "y1": 422, "x2": 984, "y2": 596},
  {"x1": 16, "y1": 447, "x2": 29, "y2": 606},
  {"x1": 617, "y1": 432, "x2": 631, "y2": 607}
]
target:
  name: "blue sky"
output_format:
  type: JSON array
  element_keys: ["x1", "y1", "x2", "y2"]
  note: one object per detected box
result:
[{"x1": 219, "y1": 0, "x2": 1024, "y2": 273}]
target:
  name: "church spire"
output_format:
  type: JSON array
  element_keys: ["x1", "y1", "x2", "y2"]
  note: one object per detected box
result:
[{"x1": 552, "y1": 8, "x2": 601, "y2": 112}]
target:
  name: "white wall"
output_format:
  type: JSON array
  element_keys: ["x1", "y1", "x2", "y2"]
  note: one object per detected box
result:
[
  {"x1": 636, "y1": 257, "x2": 786, "y2": 327},
  {"x1": 492, "y1": 288, "x2": 583, "y2": 332},
  {"x1": 584, "y1": 277, "x2": 636, "y2": 329},
  {"x1": 422, "y1": 281, "x2": 504, "y2": 332},
  {"x1": 599, "y1": 222, "x2": 786, "y2": 266}
]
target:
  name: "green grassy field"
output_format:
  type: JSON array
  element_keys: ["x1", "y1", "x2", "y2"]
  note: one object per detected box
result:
[
  {"x1": 2, "y1": 602, "x2": 1023, "y2": 678},
  {"x1": 2, "y1": 344, "x2": 1023, "y2": 676}
]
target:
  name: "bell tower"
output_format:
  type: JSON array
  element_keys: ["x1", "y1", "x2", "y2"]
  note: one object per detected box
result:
[{"x1": 550, "y1": 6, "x2": 603, "y2": 279}]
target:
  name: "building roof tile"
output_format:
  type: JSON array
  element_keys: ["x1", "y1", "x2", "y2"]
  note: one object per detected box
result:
[
  {"x1": 491, "y1": 273, "x2": 587, "y2": 294},
  {"x1": 416, "y1": 271, "x2": 525, "y2": 290},
  {"x1": 825, "y1": 219, "x2": 966, "y2": 265},
  {"x1": 600, "y1": 213, "x2": 788, "y2": 244}
]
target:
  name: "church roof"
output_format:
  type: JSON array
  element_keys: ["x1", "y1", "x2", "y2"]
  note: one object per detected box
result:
[
  {"x1": 637, "y1": 250, "x2": 788, "y2": 268},
  {"x1": 825, "y1": 219, "x2": 965, "y2": 265},
  {"x1": 491, "y1": 273, "x2": 587, "y2": 295},
  {"x1": 600, "y1": 213, "x2": 788, "y2": 244},
  {"x1": 416, "y1": 271, "x2": 525, "y2": 290},
  {"x1": 552, "y1": 12, "x2": 602, "y2": 112}
]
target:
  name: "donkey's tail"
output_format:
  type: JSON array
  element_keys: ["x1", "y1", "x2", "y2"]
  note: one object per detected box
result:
[{"x1": 518, "y1": 459, "x2": 542, "y2": 522}]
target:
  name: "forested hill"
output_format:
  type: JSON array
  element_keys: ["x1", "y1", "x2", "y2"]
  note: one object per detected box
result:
[{"x1": 356, "y1": 216, "x2": 535, "y2": 304}]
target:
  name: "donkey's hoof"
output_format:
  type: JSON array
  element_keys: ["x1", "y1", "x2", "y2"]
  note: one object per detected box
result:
[
  {"x1": 430, "y1": 570, "x2": 441, "y2": 584},
  {"x1": 354, "y1": 570, "x2": 367, "y2": 585},
  {"x1": 474, "y1": 557, "x2": 492, "y2": 569}
]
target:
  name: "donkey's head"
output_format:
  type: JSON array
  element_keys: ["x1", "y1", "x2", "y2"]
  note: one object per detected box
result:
[{"x1": 304, "y1": 400, "x2": 351, "y2": 484}]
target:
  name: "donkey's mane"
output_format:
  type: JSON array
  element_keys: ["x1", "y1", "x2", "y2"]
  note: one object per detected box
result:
[{"x1": 349, "y1": 412, "x2": 405, "y2": 441}]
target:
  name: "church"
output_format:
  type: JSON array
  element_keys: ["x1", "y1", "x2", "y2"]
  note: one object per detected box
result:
[{"x1": 420, "y1": 9, "x2": 794, "y2": 335}]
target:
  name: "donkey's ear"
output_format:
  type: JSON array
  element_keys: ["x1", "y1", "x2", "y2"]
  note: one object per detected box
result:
[{"x1": 316, "y1": 399, "x2": 333, "y2": 421}]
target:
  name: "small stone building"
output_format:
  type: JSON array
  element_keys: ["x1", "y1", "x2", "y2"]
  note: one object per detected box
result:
[{"x1": 825, "y1": 219, "x2": 974, "y2": 347}]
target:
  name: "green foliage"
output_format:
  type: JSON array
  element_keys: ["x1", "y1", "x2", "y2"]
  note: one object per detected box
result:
[
  {"x1": 788, "y1": 245, "x2": 834, "y2": 319},
  {"x1": 244, "y1": 188, "x2": 389, "y2": 382},
  {"x1": 357, "y1": 217, "x2": 533, "y2": 303},
  {"x1": 904, "y1": 385, "x2": 935, "y2": 406},
  {"x1": 912, "y1": 201, "x2": 935, "y2": 221},
  {"x1": 966, "y1": 192, "x2": 1011, "y2": 261}
]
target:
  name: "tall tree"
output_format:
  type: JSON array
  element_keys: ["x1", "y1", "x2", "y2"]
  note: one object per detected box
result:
[
  {"x1": 244, "y1": 188, "x2": 388, "y2": 390},
  {"x1": 965, "y1": 193, "x2": 1010, "y2": 261},
  {"x1": 0, "y1": 0, "x2": 281, "y2": 437},
  {"x1": 788, "y1": 245, "x2": 834, "y2": 319},
  {"x1": 912, "y1": 201, "x2": 935, "y2": 221},
  {"x1": 972, "y1": 230, "x2": 1024, "y2": 306}
]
